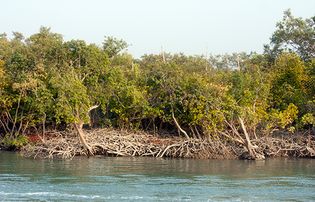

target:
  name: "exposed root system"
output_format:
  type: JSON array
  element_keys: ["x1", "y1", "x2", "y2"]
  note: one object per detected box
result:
[
  {"x1": 254, "y1": 135, "x2": 315, "y2": 158},
  {"x1": 22, "y1": 129, "x2": 315, "y2": 160}
]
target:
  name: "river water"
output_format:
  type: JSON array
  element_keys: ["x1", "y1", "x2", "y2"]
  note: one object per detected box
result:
[{"x1": 0, "y1": 151, "x2": 314, "y2": 201}]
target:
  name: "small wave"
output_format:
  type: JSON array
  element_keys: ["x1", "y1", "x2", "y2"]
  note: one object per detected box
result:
[
  {"x1": 0, "y1": 191, "x2": 103, "y2": 200},
  {"x1": 120, "y1": 196, "x2": 144, "y2": 200}
]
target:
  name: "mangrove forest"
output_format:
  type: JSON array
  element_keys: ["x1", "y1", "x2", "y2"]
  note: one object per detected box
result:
[{"x1": 0, "y1": 10, "x2": 314, "y2": 160}]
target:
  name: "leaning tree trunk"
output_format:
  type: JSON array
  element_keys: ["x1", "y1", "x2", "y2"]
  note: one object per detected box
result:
[
  {"x1": 238, "y1": 117, "x2": 256, "y2": 159},
  {"x1": 74, "y1": 105, "x2": 99, "y2": 156},
  {"x1": 222, "y1": 118, "x2": 264, "y2": 160},
  {"x1": 172, "y1": 111, "x2": 190, "y2": 139},
  {"x1": 74, "y1": 121, "x2": 93, "y2": 155},
  {"x1": 238, "y1": 117, "x2": 265, "y2": 160}
]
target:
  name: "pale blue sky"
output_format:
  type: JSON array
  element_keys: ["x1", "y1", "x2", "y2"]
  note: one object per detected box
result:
[{"x1": 1, "y1": 0, "x2": 315, "y2": 58}]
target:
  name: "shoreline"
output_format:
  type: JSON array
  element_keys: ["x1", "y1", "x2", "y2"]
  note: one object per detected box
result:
[{"x1": 18, "y1": 128, "x2": 315, "y2": 160}]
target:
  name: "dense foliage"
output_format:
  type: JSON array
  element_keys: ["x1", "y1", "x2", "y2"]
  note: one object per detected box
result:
[{"x1": 0, "y1": 11, "x2": 314, "y2": 148}]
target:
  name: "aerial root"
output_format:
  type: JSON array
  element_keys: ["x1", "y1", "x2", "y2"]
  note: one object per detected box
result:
[
  {"x1": 22, "y1": 129, "x2": 234, "y2": 159},
  {"x1": 21, "y1": 129, "x2": 315, "y2": 159}
]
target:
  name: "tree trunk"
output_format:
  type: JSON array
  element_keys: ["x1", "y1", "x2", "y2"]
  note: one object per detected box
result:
[
  {"x1": 172, "y1": 111, "x2": 190, "y2": 139},
  {"x1": 74, "y1": 105, "x2": 99, "y2": 156},
  {"x1": 238, "y1": 117, "x2": 265, "y2": 160},
  {"x1": 74, "y1": 121, "x2": 93, "y2": 155}
]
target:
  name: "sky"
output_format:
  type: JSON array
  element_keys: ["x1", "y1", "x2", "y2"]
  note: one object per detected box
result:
[{"x1": 1, "y1": 0, "x2": 315, "y2": 58}]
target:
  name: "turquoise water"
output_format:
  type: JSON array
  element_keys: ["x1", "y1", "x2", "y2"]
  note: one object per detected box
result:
[{"x1": 0, "y1": 151, "x2": 315, "y2": 201}]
